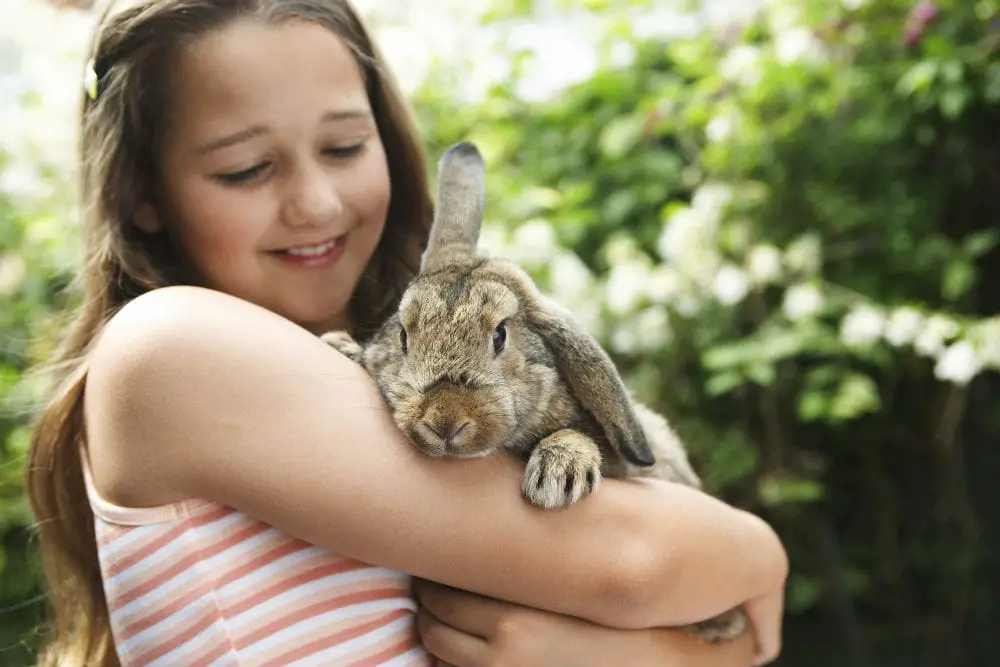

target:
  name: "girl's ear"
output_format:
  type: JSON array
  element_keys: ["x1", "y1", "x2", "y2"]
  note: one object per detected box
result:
[{"x1": 134, "y1": 202, "x2": 163, "y2": 234}]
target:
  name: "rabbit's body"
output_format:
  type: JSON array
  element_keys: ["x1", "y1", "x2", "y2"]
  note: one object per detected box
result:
[
  {"x1": 322, "y1": 141, "x2": 747, "y2": 644},
  {"x1": 326, "y1": 253, "x2": 702, "y2": 509}
]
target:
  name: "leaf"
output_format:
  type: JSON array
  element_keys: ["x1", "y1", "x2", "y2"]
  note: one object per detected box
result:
[
  {"x1": 758, "y1": 473, "x2": 824, "y2": 507},
  {"x1": 705, "y1": 371, "x2": 745, "y2": 396},
  {"x1": 984, "y1": 62, "x2": 1000, "y2": 103},
  {"x1": 828, "y1": 373, "x2": 882, "y2": 422},
  {"x1": 963, "y1": 229, "x2": 1000, "y2": 258},
  {"x1": 938, "y1": 87, "x2": 970, "y2": 120},
  {"x1": 942, "y1": 259, "x2": 976, "y2": 302},
  {"x1": 797, "y1": 390, "x2": 829, "y2": 423},
  {"x1": 896, "y1": 61, "x2": 938, "y2": 97},
  {"x1": 786, "y1": 574, "x2": 825, "y2": 614},
  {"x1": 598, "y1": 114, "x2": 646, "y2": 160}
]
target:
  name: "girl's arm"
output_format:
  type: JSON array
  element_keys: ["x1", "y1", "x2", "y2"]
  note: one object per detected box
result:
[
  {"x1": 85, "y1": 285, "x2": 787, "y2": 634},
  {"x1": 413, "y1": 579, "x2": 767, "y2": 667}
]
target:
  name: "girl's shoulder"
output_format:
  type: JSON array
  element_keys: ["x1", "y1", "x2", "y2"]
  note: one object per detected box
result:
[{"x1": 83, "y1": 285, "x2": 337, "y2": 509}]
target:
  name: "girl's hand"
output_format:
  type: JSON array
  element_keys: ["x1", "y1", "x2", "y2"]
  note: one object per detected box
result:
[{"x1": 413, "y1": 579, "x2": 765, "y2": 667}]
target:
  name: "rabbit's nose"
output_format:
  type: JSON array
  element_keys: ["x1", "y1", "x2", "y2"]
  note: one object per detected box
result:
[{"x1": 425, "y1": 420, "x2": 470, "y2": 443}]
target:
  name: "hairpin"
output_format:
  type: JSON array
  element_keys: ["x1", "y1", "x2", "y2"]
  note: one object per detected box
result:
[{"x1": 84, "y1": 58, "x2": 98, "y2": 101}]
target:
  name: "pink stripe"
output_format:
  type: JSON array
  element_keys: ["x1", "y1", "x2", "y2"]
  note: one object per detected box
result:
[{"x1": 259, "y1": 608, "x2": 413, "y2": 667}]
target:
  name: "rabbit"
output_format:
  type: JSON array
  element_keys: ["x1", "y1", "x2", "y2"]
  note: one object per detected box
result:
[{"x1": 321, "y1": 141, "x2": 747, "y2": 643}]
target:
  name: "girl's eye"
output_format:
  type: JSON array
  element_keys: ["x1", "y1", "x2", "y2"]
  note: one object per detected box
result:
[
  {"x1": 216, "y1": 163, "x2": 268, "y2": 185},
  {"x1": 323, "y1": 143, "x2": 365, "y2": 159}
]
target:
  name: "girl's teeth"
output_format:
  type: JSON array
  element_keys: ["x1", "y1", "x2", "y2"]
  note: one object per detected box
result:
[{"x1": 287, "y1": 240, "x2": 336, "y2": 256}]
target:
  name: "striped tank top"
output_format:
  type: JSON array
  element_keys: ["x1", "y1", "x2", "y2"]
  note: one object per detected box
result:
[{"x1": 81, "y1": 452, "x2": 431, "y2": 666}]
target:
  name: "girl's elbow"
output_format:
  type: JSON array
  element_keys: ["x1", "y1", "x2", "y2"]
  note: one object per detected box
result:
[{"x1": 592, "y1": 531, "x2": 676, "y2": 630}]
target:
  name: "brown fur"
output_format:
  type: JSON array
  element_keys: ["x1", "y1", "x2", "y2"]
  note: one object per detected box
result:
[{"x1": 322, "y1": 141, "x2": 747, "y2": 643}]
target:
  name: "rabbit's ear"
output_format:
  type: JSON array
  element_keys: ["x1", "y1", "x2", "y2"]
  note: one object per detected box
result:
[
  {"x1": 422, "y1": 142, "x2": 486, "y2": 273},
  {"x1": 527, "y1": 296, "x2": 656, "y2": 468}
]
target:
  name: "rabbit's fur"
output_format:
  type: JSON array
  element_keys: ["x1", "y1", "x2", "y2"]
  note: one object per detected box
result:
[{"x1": 322, "y1": 141, "x2": 747, "y2": 643}]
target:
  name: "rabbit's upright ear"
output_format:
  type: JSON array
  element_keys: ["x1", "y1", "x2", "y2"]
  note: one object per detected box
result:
[
  {"x1": 527, "y1": 297, "x2": 656, "y2": 467},
  {"x1": 421, "y1": 142, "x2": 486, "y2": 273}
]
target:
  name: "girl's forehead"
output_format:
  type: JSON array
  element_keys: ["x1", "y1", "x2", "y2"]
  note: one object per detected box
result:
[{"x1": 164, "y1": 19, "x2": 369, "y2": 138}]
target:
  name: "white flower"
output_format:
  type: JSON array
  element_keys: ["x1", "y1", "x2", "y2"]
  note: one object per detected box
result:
[
  {"x1": 782, "y1": 283, "x2": 824, "y2": 321},
  {"x1": 767, "y1": 0, "x2": 804, "y2": 35},
  {"x1": 718, "y1": 45, "x2": 762, "y2": 88},
  {"x1": 548, "y1": 251, "x2": 593, "y2": 306},
  {"x1": 841, "y1": 0, "x2": 865, "y2": 10},
  {"x1": 970, "y1": 319, "x2": 1000, "y2": 369},
  {"x1": 691, "y1": 182, "x2": 733, "y2": 220},
  {"x1": 645, "y1": 265, "x2": 682, "y2": 304},
  {"x1": 706, "y1": 111, "x2": 739, "y2": 143},
  {"x1": 747, "y1": 244, "x2": 782, "y2": 284},
  {"x1": 605, "y1": 259, "x2": 650, "y2": 316},
  {"x1": 604, "y1": 235, "x2": 643, "y2": 265},
  {"x1": 657, "y1": 207, "x2": 709, "y2": 262},
  {"x1": 0, "y1": 253, "x2": 26, "y2": 297},
  {"x1": 883, "y1": 307, "x2": 925, "y2": 347},
  {"x1": 610, "y1": 327, "x2": 640, "y2": 355},
  {"x1": 673, "y1": 294, "x2": 703, "y2": 318},
  {"x1": 510, "y1": 218, "x2": 557, "y2": 267},
  {"x1": 934, "y1": 341, "x2": 982, "y2": 386},
  {"x1": 784, "y1": 234, "x2": 822, "y2": 275},
  {"x1": 630, "y1": 305, "x2": 673, "y2": 353},
  {"x1": 712, "y1": 265, "x2": 750, "y2": 306},
  {"x1": 478, "y1": 224, "x2": 510, "y2": 256},
  {"x1": 913, "y1": 315, "x2": 960, "y2": 358},
  {"x1": 774, "y1": 27, "x2": 827, "y2": 66},
  {"x1": 840, "y1": 305, "x2": 885, "y2": 346}
]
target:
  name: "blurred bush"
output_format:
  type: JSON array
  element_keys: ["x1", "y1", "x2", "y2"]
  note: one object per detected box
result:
[{"x1": 2, "y1": 0, "x2": 998, "y2": 665}]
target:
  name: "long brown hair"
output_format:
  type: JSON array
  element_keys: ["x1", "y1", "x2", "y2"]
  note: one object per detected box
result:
[{"x1": 26, "y1": 2, "x2": 432, "y2": 665}]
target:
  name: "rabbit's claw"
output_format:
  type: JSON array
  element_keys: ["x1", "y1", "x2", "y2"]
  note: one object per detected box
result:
[
  {"x1": 684, "y1": 607, "x2": 749, "y2": 643},
  {"x1": 523, "y1": 429, "x2": 603, "y2": 510},
  {"x1": 321, "y1": 330, "x2": 365, "y2": 364}
]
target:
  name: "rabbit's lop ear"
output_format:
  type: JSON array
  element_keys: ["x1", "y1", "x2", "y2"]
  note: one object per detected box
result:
[
  {"x1": 422, "y1": 142, "x2": 487, "y2": 273},
  {"x1": 528, "y1": 298, "x2": 656, "y2": 467}
]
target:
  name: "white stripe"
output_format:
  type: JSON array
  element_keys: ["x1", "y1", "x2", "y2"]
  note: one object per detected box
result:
[
  {"x1": 226, "y1": 566, "x2": 410, "y2": 627},
  {"x1": 212, "y1": 545, "x2": 328, "y2": 606},
  {"x1": 377, "y1": 646, "x2": 433, "y2": 666},
  {"x1": 239, "y1": 599, "x2": 416, "y2": 658},
  {"x1": 107, "y1": 511, "x2": 246, "y2": 584},
  {"x1": 98, "y1": 524, "x2": 160, "y2": 562},
  {"x1": 285, "y1": 614, "x2": 416, "y2": 666},
  {"x1": 117, "y1": 590, "x2": 216, "y2": 657},
  {"x1": 111, "y1": 519, "x2": 277, "y2": 606},
  {"x1": 143, "y1": 612, "x2": 227, "y2": 667}
]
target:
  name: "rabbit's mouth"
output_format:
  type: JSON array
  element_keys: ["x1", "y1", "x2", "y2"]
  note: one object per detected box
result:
[{"x1": 407, "y1": 418, "x2": 497, "y2": 458}]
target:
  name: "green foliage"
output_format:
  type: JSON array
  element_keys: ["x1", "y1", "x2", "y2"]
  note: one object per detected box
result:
[
  {"x1": 410, "y1": 0, "x2": 1000, "y2": 658},
  {"x1": 1, "y1": 0, "x2": 998, "y2": 663}
]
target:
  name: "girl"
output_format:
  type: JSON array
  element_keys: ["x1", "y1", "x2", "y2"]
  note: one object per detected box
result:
[{"x1": 26, "y1": 0, "x2": 789, "y2": 665}]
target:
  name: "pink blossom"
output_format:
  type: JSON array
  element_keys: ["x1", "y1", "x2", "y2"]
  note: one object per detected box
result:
[{"x1": 912, "y1": 2, "x2": 940, "y2": 26}]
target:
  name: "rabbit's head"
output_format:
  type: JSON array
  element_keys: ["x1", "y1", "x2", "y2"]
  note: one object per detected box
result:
[{"x1": 366, "y1": 142, "x2": 656, "y2": 466}]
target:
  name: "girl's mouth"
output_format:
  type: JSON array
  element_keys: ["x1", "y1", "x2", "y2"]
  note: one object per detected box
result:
[{"x1": 271, "y1": 235, "x2": 347, "y2": 269}]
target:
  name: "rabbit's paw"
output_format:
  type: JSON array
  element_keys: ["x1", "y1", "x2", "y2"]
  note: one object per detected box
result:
[
  {"x1": 684, "y1": 607, "x2": 748, "y2": 644},
  {"x1": 523, "y1": 429, "x2": 603, "y2": 510},
  {"x1": 320, "y1": 331, "x2": 365, "y2": 364}
]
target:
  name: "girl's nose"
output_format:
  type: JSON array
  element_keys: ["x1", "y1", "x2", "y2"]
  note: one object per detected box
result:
[{"x1": 281, "y1": 164, "x2": 343, "y2": 228}]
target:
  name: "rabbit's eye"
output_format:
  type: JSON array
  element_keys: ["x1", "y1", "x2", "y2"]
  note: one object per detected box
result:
[
  {"x1": 492, "y1": 321, "x2": 508, "y2": 355},
  {"x1": 400, "y1": 327, "x2": 408, "y2": 354}
]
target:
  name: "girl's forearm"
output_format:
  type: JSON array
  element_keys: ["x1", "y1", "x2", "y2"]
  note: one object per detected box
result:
[{"x1": 613, "y1": 479, "x2": 788, "y2": 632}]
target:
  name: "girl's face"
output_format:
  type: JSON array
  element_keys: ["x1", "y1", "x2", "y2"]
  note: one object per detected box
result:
[{"x1": 148, "y1": 18, "x2": 391, "y2": 334}]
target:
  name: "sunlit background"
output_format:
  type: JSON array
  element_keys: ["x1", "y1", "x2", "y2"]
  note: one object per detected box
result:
[{"x1": 2, "y1": 0, "x2": 998, "y2": 665}]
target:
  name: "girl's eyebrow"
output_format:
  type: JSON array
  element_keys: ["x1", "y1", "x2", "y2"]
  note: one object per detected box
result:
[{"x1": 193, "y1": 109, "x2": 373, "y2": 155}]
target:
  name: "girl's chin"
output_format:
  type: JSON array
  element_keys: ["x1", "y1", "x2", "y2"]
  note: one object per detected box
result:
[{"x1": 277, "y1": 300, "x2": 350, "y2": 335}]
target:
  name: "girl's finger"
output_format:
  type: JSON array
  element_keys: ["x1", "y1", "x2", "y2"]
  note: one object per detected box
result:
[
  {"x1": 417, "y1": 605, "x2": 491, "y2": 667},
  {"x1": 414, "y1": 579, "x2": 518, "y2": 638}
]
